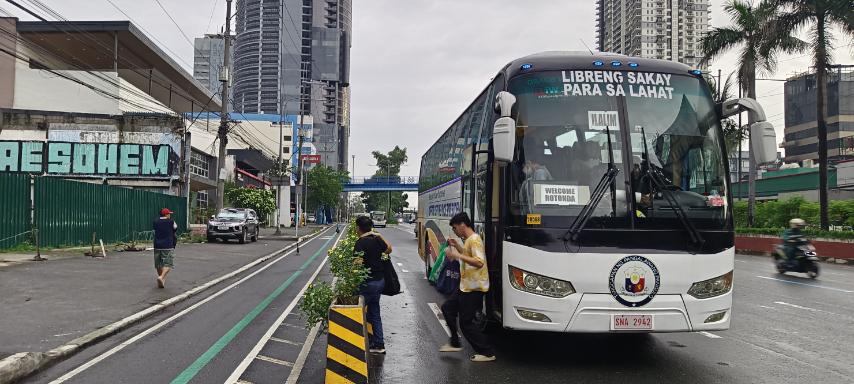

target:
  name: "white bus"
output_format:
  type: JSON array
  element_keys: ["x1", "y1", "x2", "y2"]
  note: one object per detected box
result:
[
  {"x1": 370, "y1": 211, "x2": 387, "y2": 228},
  {"x1": 416, "y1": 52, "x2": 776, "y2": 333}
]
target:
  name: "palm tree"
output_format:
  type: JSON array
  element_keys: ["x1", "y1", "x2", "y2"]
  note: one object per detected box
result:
[
  {"x1": 708, "y1": 72, "x2": 746, "y2": 156},
  {"x1": 772, "y1": 0, "x2": 854, "y2": 230},
  {"x1": 700, "y1": 0, "x2": 805, "y2": 227}
]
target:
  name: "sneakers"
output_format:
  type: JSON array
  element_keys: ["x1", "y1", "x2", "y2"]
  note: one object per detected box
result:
[
  {"x1": 439, "y1": 343, "x2": 463, "y2": 352},
  {"x1": 470, "y1": 354, "x2": 496, "y2": 362},
  {"x1": 369, "y1": 348, "x2": 386, "y2": 354}
]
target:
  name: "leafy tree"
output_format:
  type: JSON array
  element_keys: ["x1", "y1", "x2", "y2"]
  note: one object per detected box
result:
[
  {"x1": 772, "y1": 0, "x2": 854, "y2": 230},
  {"x1": 306, "y1": 165, "x2": 348, "y2": 211},
  {"x1": 224, "y1": 187, "x2": 277, "y2": 222},
  {"x1": 361, "y1": 146, "x2": 410, "y2": 215},
  {"x1": 700, "y1": 0, "x2": 805, "y2": 226}
]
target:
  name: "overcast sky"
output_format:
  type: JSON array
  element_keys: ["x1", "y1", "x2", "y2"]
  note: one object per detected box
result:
[{"x1": 3, "y1": 0, "x2": 852, "y2": 182}]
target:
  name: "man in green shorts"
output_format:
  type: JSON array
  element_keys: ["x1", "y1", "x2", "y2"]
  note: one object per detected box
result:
[{"x1": 153, "y1": 208, "x2": 178, "y2": 288}]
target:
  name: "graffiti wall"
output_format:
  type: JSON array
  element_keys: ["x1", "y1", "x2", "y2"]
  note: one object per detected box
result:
[{"x1": 0, "y1": 140, "x2": 177, "y2": 177}]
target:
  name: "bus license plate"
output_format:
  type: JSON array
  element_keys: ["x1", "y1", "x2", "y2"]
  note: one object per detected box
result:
[{"x1": 611, "y1": 315, "x2": 653, "y2": 330}]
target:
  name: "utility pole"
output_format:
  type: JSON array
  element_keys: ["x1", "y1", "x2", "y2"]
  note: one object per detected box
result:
[
  {"x1": 215, "y1": 0, "x2": 233, "y2": 212},
  {"x1": 295, "y1": 62, "x2": 307, "y2": 253}
]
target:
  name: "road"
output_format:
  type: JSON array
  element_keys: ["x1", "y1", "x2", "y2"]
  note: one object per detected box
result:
[
  {"x1": 359, "y1": 225, "x2": 854, "y2": 384},
  {"x1": 24, "y1": 226, "x2": 341, "y2": 384},
  {"x1": 21, "y1": 223, "x2": 854, "y2": 384}
]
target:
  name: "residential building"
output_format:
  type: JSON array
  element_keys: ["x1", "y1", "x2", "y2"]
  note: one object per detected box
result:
[
  {"x1": 193, "y1": 33, "x2": 232, "y2": 99},
  {"x1": 595, "y1": 0, "x2": 709, "y2": 68},
  {"x1": 0, "y1": 18, "x2": 220, "y2": 198},
  {"x1": 780, "y1": 65, "x2": 854, "y2": 164},
  {"x1": 232, "y1": 0, "x2": 351, "y2": 171}
]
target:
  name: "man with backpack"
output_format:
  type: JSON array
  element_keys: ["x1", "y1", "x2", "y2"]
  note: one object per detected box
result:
[
  {"x1": 354, "y1": 215, "x2": 393, "y2": 354},
  {"x1": 153, "y1": 208, "x2": 178, "y2": 288},
  {"x1": 439, "y1": 212, "x2": 496, "y2": 362}
]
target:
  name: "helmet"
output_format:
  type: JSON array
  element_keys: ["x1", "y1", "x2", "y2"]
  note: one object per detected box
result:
[{"x1": 789, "y1": 218, "x2": 805, "y2": 228}]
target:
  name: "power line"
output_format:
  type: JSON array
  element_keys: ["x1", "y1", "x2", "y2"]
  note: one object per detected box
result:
[
  {"x1": 205, "y1": 0, "x2": 220, "y2": 34},
  {"x1": 0, "y1": 0, "x2": 219, "y2": 113},
  {"x1": 151, "y1": 0, "x2": 194, "y2": 48},
  {"x1": 8, "y1": 0, "x2": 216, "y2": 112},
  {"x1": 102, "y1": 0, "x2": 193, "y2": 70}
]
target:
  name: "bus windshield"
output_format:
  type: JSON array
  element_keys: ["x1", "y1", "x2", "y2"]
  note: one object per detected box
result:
[
  {"x1": 507, "y1": 70, "x2": 729, "y2": 231},
  {"x1": 371, "y1": 211, "x2": 386, "y2": 221}
]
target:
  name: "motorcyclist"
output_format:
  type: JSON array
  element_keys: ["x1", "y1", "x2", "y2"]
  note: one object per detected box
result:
[{"x1": 781, "y1": 218, "x2": 807, "y2": 267}]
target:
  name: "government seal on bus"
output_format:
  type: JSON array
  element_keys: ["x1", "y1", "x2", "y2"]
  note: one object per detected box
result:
[{"x1": 609, "y1": 255, "x2": 660, "y2": 307}]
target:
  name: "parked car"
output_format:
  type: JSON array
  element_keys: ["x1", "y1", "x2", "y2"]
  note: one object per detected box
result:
[{"x1": 207, "y1": 208, "x2": 260, "y2": 244}]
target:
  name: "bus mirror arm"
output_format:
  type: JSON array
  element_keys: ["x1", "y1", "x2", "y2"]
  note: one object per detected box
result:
[{"x1": 718, "y1": 98, "x2": 778, "y2": 164}]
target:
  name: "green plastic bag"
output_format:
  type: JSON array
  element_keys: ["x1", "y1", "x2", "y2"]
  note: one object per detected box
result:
[{"x1": 428, "y1": 243, "x2": 447, "y2": 283}]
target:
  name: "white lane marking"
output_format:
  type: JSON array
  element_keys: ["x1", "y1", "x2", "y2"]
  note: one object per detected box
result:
[
  {"x1": 268, "y1": 337, "x2": 302, "y2": 346},
  {"x1": 397, "y1": 262, "x2": 403, "y2": 266},
  {"x1": 401, "y1": 269, "x2": 409, "y2": 273},
  {"x1": 735, "y1": 260, "x2": 748, "y2": 263},
  {"x1": 697, "y1": 331, "x2": 722, "y2": 339},
  {"x1": 773, "y1": 301, "x2": 848, "y2": 318},
  {"x1": 236, "y1": 380, "x2": 254, "y2": 384},
  {"x1": 255, "y1": 354, "x2": 293, "y2": 367},
  {"x1": 774, "y1": 301, "x2": 819, "y2": 312},
  {"x1": 224, "y1": 230, "x2": 343, "y2": 384},
  {"x1": 285, "y1": 323, "x2": 321, "y2": 384},
  {"x1": 754, "y1": 276, "x2": 854, "y2": 293},
  {"x1": 48, "y1": 228, "x2": 333, "y2": 384},
  {"x1": 758, "y1": 305, "x2": 775, "y2": 309},
  {"x1": 428, "y1": 302, "x2": 452, "y2": 337}
]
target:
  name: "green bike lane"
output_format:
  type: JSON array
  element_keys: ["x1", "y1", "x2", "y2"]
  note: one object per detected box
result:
[{"x1": 25, "y1": 226, "x2": 341, "y2": 384}]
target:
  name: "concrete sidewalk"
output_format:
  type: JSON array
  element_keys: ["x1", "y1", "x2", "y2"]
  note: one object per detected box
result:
[{"x1": 0, "y1": 225, "x2": 324, "y2": 361}]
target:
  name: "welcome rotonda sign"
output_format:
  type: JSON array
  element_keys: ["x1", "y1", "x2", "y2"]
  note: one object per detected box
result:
[{"x1": 0, "y1": 141, "x2": 176, "y2": 177}]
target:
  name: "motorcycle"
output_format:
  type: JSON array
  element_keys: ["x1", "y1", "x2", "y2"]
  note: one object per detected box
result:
[{"x1": 773, "y1": 235, "x2": 820, "y2": 278}]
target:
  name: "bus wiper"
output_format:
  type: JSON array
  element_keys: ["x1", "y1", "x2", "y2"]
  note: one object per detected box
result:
[
  {"x1": 564, "y1": 125, "x2": 619, "y2": 244},
  {"x1": 640, "y1": 128, "x2": 705, "y2": 248},
  {"x1": 563, "y1": 167, "x2": 619, "y2": 243}
]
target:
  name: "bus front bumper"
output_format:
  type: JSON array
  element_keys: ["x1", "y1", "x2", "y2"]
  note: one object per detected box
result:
[{"x1": 503, "y1": 292, "x2": 732, "y2": 333}]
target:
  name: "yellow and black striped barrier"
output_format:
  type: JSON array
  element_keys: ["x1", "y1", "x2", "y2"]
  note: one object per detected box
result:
[{"x1": 325, "y1": 300, "x2": 369, "y2": 384}]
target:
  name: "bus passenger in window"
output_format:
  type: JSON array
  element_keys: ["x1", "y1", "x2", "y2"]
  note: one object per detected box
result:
[{"x1": 519, "y1": 156, "x2": 553, "y2": 214}]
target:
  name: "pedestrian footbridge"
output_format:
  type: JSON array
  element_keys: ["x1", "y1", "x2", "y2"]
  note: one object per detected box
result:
[{"x1": 343, "y1": 176, "x2": 419, "y2": 192}]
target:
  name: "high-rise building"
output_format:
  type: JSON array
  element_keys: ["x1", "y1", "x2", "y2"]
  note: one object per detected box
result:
[
  {"x1": 595, "y1": 0, "x2": 709, "y2": 68},
  {"x1": 781, "y1": 65, "x2": 854, "y2": 164},
  {"x1": 193, "y1": 34, "x2": 229, "y2": 97},
  {"x1": 232, "y1": 0, "x2": 351, "y2": 171}
]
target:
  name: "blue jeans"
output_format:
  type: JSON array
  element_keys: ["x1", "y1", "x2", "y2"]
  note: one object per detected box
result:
[{"x1": 359, "y1": 278, "x2": 385, "y2": 349}]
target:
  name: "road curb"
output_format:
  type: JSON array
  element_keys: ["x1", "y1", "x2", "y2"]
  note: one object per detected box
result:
[{"x1": 0, "y1": 226, "x2": 329, "y2": 384}]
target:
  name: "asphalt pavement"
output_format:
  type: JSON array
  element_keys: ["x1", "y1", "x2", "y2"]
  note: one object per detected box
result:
[
  {"x1": 16, "y1": 223, "x2": 854, "y2": 384},
  {"x1": 21, "y1": 226, "x2": 341, "y2": 384},
  {"x1": 297, "y1": 224, "x2": 854, "y2": 384}
]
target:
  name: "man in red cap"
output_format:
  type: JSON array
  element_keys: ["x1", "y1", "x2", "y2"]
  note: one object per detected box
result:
[{"x1": 152, "y1": 208, "x2": 178, "y2": 288}]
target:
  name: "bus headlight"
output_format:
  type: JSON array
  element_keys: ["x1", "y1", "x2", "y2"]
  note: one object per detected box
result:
[
  {"x1": 687, "y1": 271, "x2": 733, "y2": 299},
  {"x1": 509, "y1": 265, "x2": 575, "y2": 298}
]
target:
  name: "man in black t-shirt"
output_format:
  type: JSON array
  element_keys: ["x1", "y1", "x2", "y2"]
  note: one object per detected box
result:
[{"x1": 354, "y1": 216, "x2": 393, "y2": 354}]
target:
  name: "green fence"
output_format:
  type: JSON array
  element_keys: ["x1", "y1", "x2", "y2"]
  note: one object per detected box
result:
[
  {"x1": 0, "y1": 174, "x2": 32, "y2": 249},
  {"x1": 33, "y1": 177, "x2": 187, "y2": 248}
]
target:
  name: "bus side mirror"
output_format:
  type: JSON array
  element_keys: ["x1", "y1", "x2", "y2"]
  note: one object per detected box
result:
[
  {"x1": 718, "y1": 97, "x2": 777, "y2": 164},
  {"x1": 750, "y1": 121, "x2": 777, "y2": 164},
  {"x1": 493, "y1": 117, "x2": 516, "y2": 163}
]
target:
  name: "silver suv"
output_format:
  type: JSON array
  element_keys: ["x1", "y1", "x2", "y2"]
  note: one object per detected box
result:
[{"x1": 207, "y1": 208, "x2": 260, "y2": 244}]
